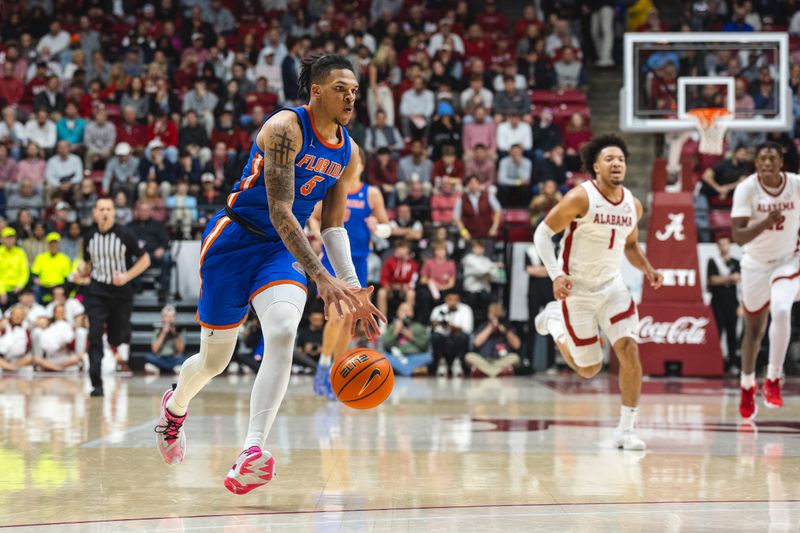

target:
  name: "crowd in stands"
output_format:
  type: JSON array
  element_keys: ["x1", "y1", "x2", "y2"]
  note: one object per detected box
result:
[{"x1": 0, "y1": 0, "x2": 620, "y2": 377}]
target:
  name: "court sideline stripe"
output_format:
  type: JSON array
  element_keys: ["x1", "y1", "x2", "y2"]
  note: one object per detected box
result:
[{"x1": 3, "y1": 499, "x2": 800, "y2": 529}]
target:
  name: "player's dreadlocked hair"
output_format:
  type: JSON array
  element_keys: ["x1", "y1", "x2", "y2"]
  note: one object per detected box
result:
[
  {"x1": 580, "y1": 134, "x2": 630, "y2": 178},
  {"x1": 298, "y1": 54, "x2": 356, "y2": 100},
  {"x1": 754, "y1": 141, "x2": 784, "y2": 158}
]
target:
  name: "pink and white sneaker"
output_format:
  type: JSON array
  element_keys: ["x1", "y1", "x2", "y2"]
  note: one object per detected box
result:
[
  {"x1": 223, "y1": 447, "x2": 276, "y2": 495},
  {"x1": 154, "y1": 385, "x2": 187, "y2": 465}
]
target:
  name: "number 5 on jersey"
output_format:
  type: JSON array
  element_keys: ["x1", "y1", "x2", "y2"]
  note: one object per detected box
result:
[{"x1": 300, "y1": 175, "x2": 324, "y2": 196}]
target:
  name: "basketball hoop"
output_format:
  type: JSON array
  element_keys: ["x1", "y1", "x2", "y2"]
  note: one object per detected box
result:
[{"x1": 687, "y1": 108, "x2": 732, "y2": 155}]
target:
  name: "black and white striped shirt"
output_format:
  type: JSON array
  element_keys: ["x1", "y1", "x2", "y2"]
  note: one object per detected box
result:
[{"x1": 83, "y1": 224, "x2": 145, "y2": 297}]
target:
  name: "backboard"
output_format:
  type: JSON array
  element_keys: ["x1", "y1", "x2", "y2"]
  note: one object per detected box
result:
[{"x1": 620, "y1": 32, "x2": 791, "y2": 133}]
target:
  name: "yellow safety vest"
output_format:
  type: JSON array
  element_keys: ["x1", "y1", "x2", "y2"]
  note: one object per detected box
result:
[
  {"x1": 0, "y1": 245, "x2": 29, "y2": 293},
  {"x1": 31, "y1": 251, "x2": 73, "y2": 288}
]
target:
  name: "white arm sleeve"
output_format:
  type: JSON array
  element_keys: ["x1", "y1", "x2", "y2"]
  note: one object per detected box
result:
[
  {"x1": 321, "y1": 227, "x2": 361, "y2": 288},
  {"x1": 533, "y1": 222, "x2": 566, "y2": 281}
]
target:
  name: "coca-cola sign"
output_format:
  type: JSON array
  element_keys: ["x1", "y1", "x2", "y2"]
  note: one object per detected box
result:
[
  {"x1": 637, "y1": 316, "x2": 708, "y2": 344},
  {"x1": 637, "y1": 303, "x2": 722, "y2": 376}
]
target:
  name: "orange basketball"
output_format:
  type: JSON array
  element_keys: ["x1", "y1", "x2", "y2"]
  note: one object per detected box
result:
[{"x1": 331, "y1": 348, "x2": 394, "y2": 409}]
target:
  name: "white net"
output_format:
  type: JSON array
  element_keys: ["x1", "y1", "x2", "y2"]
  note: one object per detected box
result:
[{"x1": 689, "y1": 108, "x2": 731, "y2": 155}]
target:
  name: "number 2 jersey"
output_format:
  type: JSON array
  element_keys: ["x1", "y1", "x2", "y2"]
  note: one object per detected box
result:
[
  {"x1": 226, "y1": 105, "x2": 352, "y2": 240},
  {"x1": 731, "y1": 172, "x2": 800, "y2": 270}
]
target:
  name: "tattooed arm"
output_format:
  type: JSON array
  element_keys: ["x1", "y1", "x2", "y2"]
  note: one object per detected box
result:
[
  {"x1": 259, "y1": 112, "x2": 361, "y2": 319},
  {"x1": 260, "y1": 112, "x2": 328, "y2": 283}
]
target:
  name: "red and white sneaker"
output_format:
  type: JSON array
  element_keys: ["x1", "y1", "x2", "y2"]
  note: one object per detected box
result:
[
  {"x1": 154, "y1": 385, "x2": 187, "y2": 465},
  {"x1": 739, "y1": 386, "x2": 757, "y2": 420},
  {"x1": 763, "y1": 378, "x2": 784, "y2": 408},
  {"x1": 223, "y1": 447, "x2": 276, "y2": 495}
]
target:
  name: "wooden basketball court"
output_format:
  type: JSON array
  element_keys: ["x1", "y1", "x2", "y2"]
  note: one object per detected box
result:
[{"x1": 0, "y1": 374, "x2": 798, "y2": 532}]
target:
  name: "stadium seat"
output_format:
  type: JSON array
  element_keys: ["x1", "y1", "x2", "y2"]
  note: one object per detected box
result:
[
  {"x1": 501, "y1": 209, "x2": 533, "y2": 242},
  {"x1": 709, "y1": 209, "x2": 732, "y2": 233},
  {"x1": 530, "y1": 89, "x2": 587, "y2": 106},
  {"x1": 502, "y1": 209, "x2": 530, "y2": 224}
]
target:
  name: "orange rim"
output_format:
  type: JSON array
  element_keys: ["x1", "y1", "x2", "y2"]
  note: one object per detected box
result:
[{"x1": 687, "y1": 107, "x2": 731, "y2": 128}]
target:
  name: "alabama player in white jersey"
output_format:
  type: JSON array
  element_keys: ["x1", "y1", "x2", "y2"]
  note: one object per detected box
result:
[
  {"x1": 731, "y1": 141, "x2": 800, "y2": 419},
  {"x1": 533, "y1": 134, "x2": 663, "y2": 450}
]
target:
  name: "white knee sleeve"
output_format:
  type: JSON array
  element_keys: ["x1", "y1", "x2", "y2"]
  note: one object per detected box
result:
[
  {"x1": 197, "y1": 326, "x2": 240, "y2": 375},
  {"x1": 244, "y1": 283, "x2": 305, "y2": 449},
  {"x1": 768, "y1": 278, "x2": 798, "y2": 374},
  {"x1": 169, "y1": 326, "x2": 239, "y2": 414}
]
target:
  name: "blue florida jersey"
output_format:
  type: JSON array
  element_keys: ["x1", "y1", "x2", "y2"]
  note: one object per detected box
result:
[
  {"x1": 226, "y1": 105, "x2": 352, "y2": 239},
  {"x1": 342, "y1": 182, "x2": 372, "y2": 258}
]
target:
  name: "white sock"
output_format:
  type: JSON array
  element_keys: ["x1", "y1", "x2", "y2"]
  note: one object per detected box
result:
[
  {"x1": 767, "y1": 364, "x2": 782, "y2": 381},
  {"x1": 617, "y1": 405, "x2": 637, "y2": 432},
  {"x1": 741, "y1": 372, "x2": 756, "y2": 389},
  {"x1": 547, "y1": 319, "x2": 566, "y2": 345},
  {"x1": 117, "y1": 343, "x2": 130, "y2": 362},
  {"x1": 243, "y1": 284, "x2": 305, "y2": 450},
  {"x1": 319, "y1": 354, "x2": 331, "y2": 366},
  {"x1": 167, "y1": 327, "x2": 239, "y2": 417}
]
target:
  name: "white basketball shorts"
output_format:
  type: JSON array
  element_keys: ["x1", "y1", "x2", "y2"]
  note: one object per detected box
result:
[
  {"x1": 562, "y1": 276, "x2": 638, "y2": 367},
  {"x1": 741, "y1": 255, "x2": 800, "y2": 315}
]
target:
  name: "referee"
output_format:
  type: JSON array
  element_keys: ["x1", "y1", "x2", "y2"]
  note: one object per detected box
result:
[{"x1": 83, "y1": 197, "x2": 150, "y2": 396}]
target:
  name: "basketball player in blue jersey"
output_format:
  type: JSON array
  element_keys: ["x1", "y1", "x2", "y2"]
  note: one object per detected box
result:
[
  {"x1": 307, "y1": 150, "x2": 392, "y2": 399},
  {"x1": 154, "y1": 55, "x2": 386, "y2": 495}
]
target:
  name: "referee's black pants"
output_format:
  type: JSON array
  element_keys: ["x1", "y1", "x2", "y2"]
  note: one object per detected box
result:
[{"x1": 85, "y1": 293, "x2": 133, "y2": 389}]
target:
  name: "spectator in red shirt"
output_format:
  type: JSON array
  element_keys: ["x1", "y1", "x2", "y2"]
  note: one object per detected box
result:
[
  {"x1": 377, "y1": 239, "x2": 418, "y2": 321},
  {"x1": 245, "y1": 77, "x2": 279, "y2": 115},
  {"x1": 432, "y1": 145, "x2": 465, "y2": 188},
  {"x1": 416, "y1": 241, "x2": 457, "y2": 323},
  {"x1": 563, "y1": 112, "x2": 592, "y2": 170},
  {"x1": 454, "y1": 175, "x2": 502, "y2": 241},
  {"x1": 146, "y1": 110, "x2": 179, "y2": 153},
  {"x1": 79, "y1": 80, "x2": 104, "y2": 118},
  {"x1": 462, "y1": 106, "x2": 497, "y2": 160},
  {"x1": 463, "y1": 25, "x2": 492, "y2": 66},
  {"x1": 394, "y1": 62, "x2": 422, "y2": 106},
  {"x1": 211, "y1": 110, "x2": 248, "y2": 155},
  {"x1": 101, "y1": 63, "x2": 129, "y2": 103},
  {"x1": 650, "y1": 60, "x2": 678, "y2": 112},
  {"x1": 182, "y1": 32, "x2": 210, "y2": 68},
  {"x1": 203, "y1": 141, "x2": 239, "y2": 191},
  {"x1": 24, "y1": 63, "x2": 50, "y2": 107},
  {"x1": 430, "y1": 178, "x2": 459, "y2": 227},
  {"x1": 172, "y1": 55, "x2": 198, "y2": 94},
  {"x1": 0, "y1": 62, "x2": 24, "y2": 106},
  {"x1": 367, "y1": 147, "x2": 398, "y2": 206},
  {"x1": 116, "y1": 106, "x2": 146, "y2": 152},
  {"x1": 477, "y1": 0, "x2": 508, "y2": 34},
  {"x1": 0, "y1": 43, "x2": 28, "y2": 83},
  {"x1": 464, "y1": 144, "x2": 497, "y2": 189},
  {"x1": 514, "y1": 5, "x2": 544, "y2": 39},
  {"x1": 489, "y1": 38, "x2": 517, "y2": 75}
]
